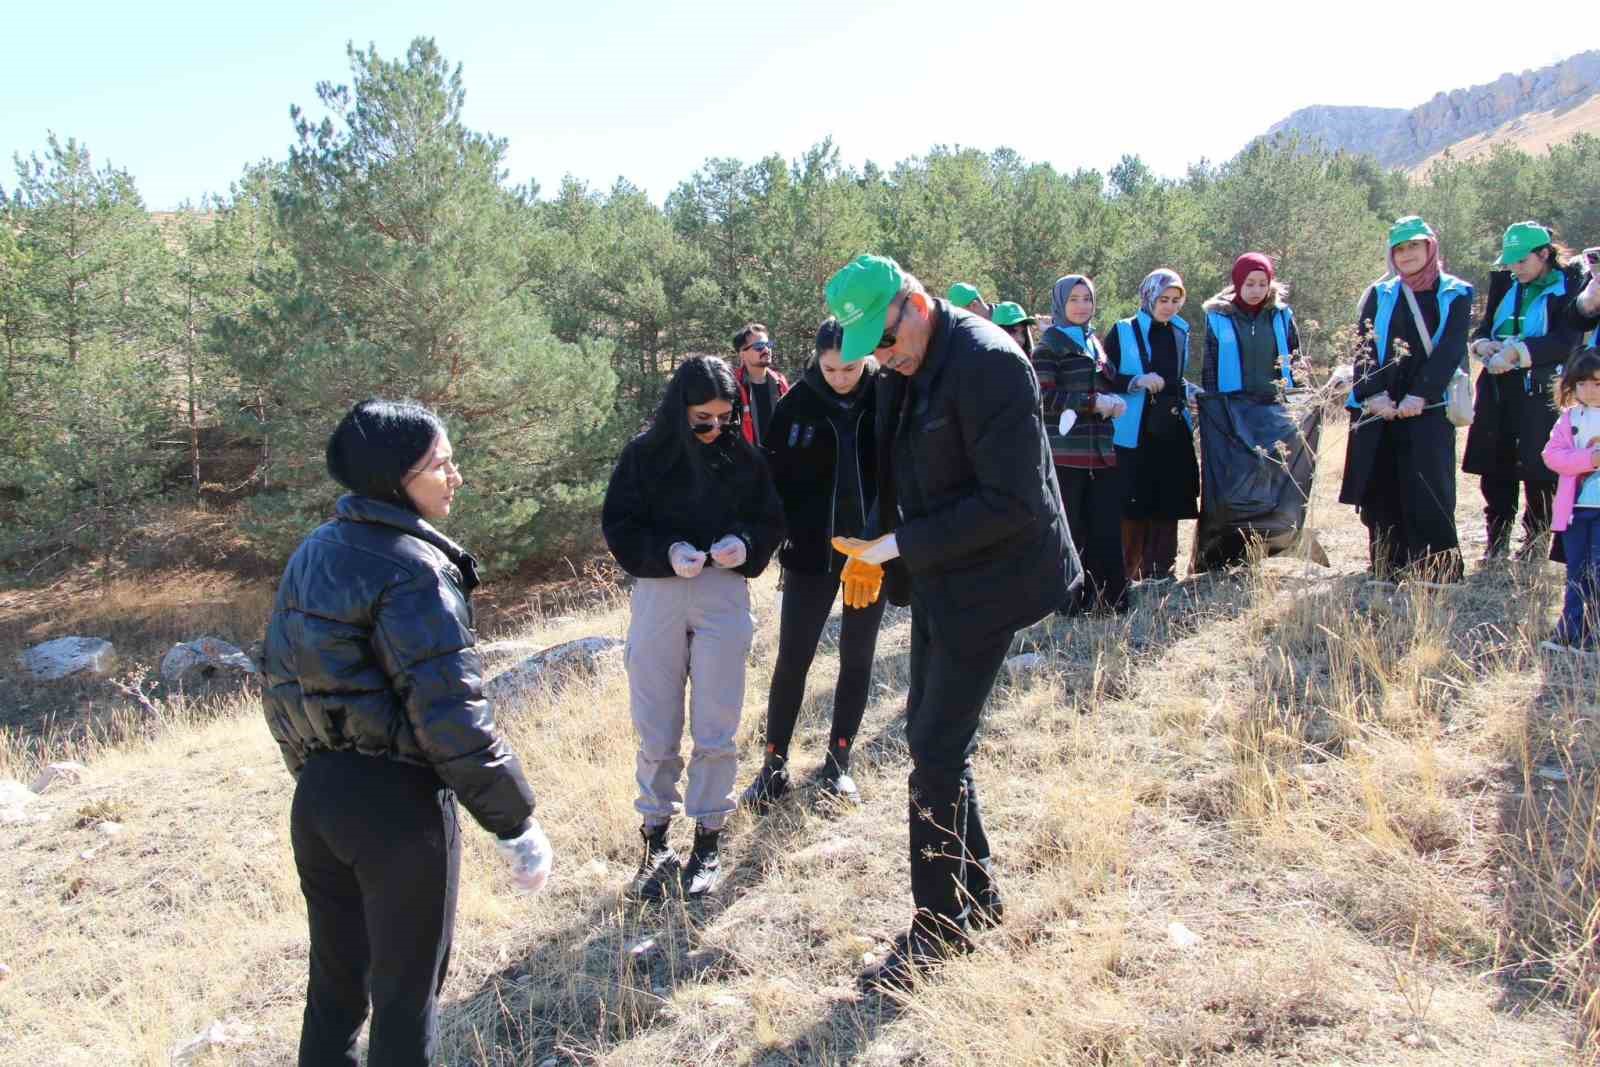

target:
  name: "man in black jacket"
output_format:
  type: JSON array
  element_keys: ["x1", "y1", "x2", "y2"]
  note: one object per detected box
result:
[{"x1": 825, "y1": 254, "x2": 1079, "y2": 992}]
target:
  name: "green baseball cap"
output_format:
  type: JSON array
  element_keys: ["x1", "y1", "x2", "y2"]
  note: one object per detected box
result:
[
  {"x1": 948, "y1": 282, "x2": 982, "y2": 306},
  {"x1": 826, "y1": 254, "x2": 905, "y2": 364},
  {"x1": 991, "y1": 301, "x2": 1036, "y2": 327},
  {"x1": 1388, "y1": 215, "x2": 1435, "y2": 248},
  {"x1": 1496, "y1": 220, "x2": 1553, "y2": 266}
]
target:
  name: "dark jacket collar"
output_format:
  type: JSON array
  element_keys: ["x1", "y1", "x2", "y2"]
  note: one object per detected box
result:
[{"x1": 335, "y1": 494, "x2": 481, "y2": 591}]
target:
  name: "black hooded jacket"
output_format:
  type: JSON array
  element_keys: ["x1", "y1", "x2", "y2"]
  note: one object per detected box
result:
[
  {"x1": 261, "y1": 495, "x2": 535, "y2": 840},
  {"x1": 765, "y1": 364, "x2": 878, "y2": 575}
]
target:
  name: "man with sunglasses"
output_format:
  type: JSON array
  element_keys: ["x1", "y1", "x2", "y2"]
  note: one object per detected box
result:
[
  {"x1": 733, "y1": 323, "x2": 791, "y2": 446},
  {"x1": 825, "y1": 254, "x2": 1080, "y2": 994}
]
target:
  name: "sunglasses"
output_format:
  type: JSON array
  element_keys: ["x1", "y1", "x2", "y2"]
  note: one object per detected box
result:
[
  {"x1": 876, "y1": 297, "x2": 909, "y2": 351},
  {"x1": 742, "y1": 340, "x2": 774, "y2": 353},
  {"x1": 690, "y1": 412, "x2": 739, "y2": 434}
]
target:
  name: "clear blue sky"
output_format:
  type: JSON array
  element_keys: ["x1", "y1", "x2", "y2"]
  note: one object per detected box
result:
[{"x1": 6, "y1": 1, "x2": 1598, "y2": 210}]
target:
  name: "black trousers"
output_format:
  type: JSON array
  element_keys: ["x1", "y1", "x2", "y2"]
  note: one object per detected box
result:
[
  {"x1": 904, "y1": 598, "x2": 1010, "y2": 943},
  {"x1": 291, "y1": 751, "x2": 461, "y2": 1067},
  {"x1": 1481, "y1": 466, "x2": 1554, "y2": 556},
  {"x1": 1057, "y1": 465, "x2": 1127, "y2": 611},
  {"x1": 764, "y1": 566, "x2": 888, "y2": 765},
  {"x1": 1360, "y1": 419, "x2": 1462, "y2": 582}
]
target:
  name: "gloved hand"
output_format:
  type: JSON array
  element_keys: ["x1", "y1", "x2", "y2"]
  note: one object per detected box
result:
[
  {"x1": 1091, "y1": 394, "x2": 1118, "y2": 418},
  {"x1": 495, "y1": 818, "x2": 553, "y2": 893},
  {"x1": 832, "y1": 533, "x2": 900, "y2": 565},
  {"x1": 668, "y1": 542, "x2": 706, "y2": 579},
  {"x1": 1505, "y1": 340, "x2": 1531, "y2": 369},
  {"x1": 1133, "y1": 373, "x2": 1165, "y2": 393},
  {"x1": 1363, "y1": 395, "x2": 1398, "y2": 420},
  {"x1": 1484, "y1": 352, "x2": 1511, "y2": 374},
  {"x1": 1396, "y1": 394, "x2": 1426, "y2": 418},
  {"x1": 709, "y1": 534, "x2": 747, "y2": 569},
  {"x1": 1470, "y1": 338, "x2": 1503, "y2": 362},
  {"x1": 840, "y1": 556, "x2": 884, "y2": 609}
]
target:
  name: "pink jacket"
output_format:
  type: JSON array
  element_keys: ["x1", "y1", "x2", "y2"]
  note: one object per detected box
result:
[{"x1": 1542, "y1": 407, "x2": 1600, "y2": 531}]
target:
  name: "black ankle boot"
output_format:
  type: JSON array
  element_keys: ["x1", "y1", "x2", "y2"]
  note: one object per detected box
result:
[
  {"x1": 740, "y1": 751, "x2": 789, "y2": 814},
  {"x1": 681, "y1": 824, "x2": 722, "y2": 898},
  {"x1": 817, "y1": 746, "x2": 860, "y2": 806},
  {"x1": 630, "y1": 822, "x2": 681, "y2": 902}
]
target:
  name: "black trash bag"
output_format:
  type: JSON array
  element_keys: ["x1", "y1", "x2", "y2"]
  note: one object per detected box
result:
[{"x1": 1191, "y1": 391, "x2": 1326, "y2": 573}]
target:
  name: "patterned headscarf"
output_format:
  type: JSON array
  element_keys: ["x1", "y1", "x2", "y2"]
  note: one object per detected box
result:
[
  {"x1": 1138, "y1": 269, "x2": 1185, "y2": 314},
  {"x1": 1050, "y1": 274, "x2": 1096, "y2": 328}
]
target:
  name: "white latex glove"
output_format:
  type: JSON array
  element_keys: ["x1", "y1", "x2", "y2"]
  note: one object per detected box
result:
[
  {"x1": 1133, "y1": 373, "x2": 1165, "y2": 393},
  {"x1": 1058, "y1": 408, "x2": 1078, "y2": 436},
  {"x1": 1581, "y1": 275, "x2": 1600, "y2": 315},
  {"x1": 1363, "y1": 395, "x2": 1398, "y2": 420},
  {"x1": 1090, "y1": 394, "x2": 1115, "y2": 418},
  {"x1": 837, "y1": 534, "x2": 900, "y2": 565},
  {"x1": 495, "y1": 818, "x2": 553, "y2": 894},
  {"x1": 1506, "y1": 340, "x2": 1531, "y2": 369},
  {"x1": 1396, "y1": 394, "x2": 1426, "y2": 419},
  {"x1": 1484, "y1": 353, "x2": 1511, "y2": 375},
  {"x1": 709, "y1": 534, "x2": 747, "y2": 569},
  {"x1": 1106, "y1": 395, "x2": 1128, "y2": 419},
  {"x1": 1470, "y1": 338, "x2": 1502, "y2": 362},
  {"x1": 668, "y1": 542, "x2": 706, "y2": 579}
]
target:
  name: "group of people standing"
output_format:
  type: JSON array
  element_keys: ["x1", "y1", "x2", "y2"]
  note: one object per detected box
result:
[{"x1": 257, "y1": 218, "x2": 1600, "y2": 1063}]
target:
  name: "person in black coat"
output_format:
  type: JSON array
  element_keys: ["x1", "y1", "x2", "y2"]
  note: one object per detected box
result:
[
  {"x1": 822, "y1": 254, "x2": 1080, "y2": 993},
  {"x1": 742, "y1": 318, "x2": 885, "y2": 811},
  {"x1": 262, "y1": 400, "x2": 552, "y2": 1067},
  {"x1": 1461, "y1": 222, "x2": 1586, "y2": 561},
  {"x1": 601, "y1": 356, "x2": 785, "y2": 902},
  {"x1": 1340, "y1": 217, "x2": 1472, "y2": 583}
]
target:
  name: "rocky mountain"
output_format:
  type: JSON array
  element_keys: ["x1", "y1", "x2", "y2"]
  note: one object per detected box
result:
[{"x1": 1263, "y1": 51, "x2": 1600, "y2": 171}]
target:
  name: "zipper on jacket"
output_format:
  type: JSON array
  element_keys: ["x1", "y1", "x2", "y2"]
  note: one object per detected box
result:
[
  {"x1": 824, "y1": 416, "x2": 841, "y2": 573},
  {"x1": 853, "y1": 408, "x2": 868, "y2": 534}
]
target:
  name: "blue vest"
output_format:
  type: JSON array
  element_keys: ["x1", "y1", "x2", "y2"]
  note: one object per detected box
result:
[
  {"x1": 1586, "y1": 327, "x2": 1598, "y2": 351},
  {"x1": 1111, "y1": 311, "x2": 1190, "y2": 448},
  {"x1": 1346, "y1": 273, "x2": 1473, "y2": 410},
  {"x1": 1206, "y1": 305, "x2": 1296, "y2": 393},
  {"x1": 1491, "y1": 270, "x2": 1567, "y2": 341}
]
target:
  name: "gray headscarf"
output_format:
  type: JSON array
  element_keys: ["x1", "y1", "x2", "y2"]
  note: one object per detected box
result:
[
  {"x1": 1138, "y1": 268, "x2": 1185, "y2": 314},
  {"x1": 1050, "y1": 275, "x2": 1096, "y2": 329}
]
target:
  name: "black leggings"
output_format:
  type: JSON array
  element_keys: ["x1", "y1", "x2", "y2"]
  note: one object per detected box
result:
[
  {"x1": 763, "y1": 566, "x2": 887, "y2": 765},
  {"x1": 291, "y1": 751, "x2": 461, "y2": 1067}
]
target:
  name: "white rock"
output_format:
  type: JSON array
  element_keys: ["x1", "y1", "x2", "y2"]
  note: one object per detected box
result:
[
  {"x1": 485, "y1": 637, "x2": 625, "y2": 701},
  {"x1": 98, "y1": 821, "x2": 124, "y2": 836},
  {"x1": 160, "y1": 637, "x2": 257, "y2": 689},
  {"x1": 1003, "y1": 653, "x2": 1046, "y2": 679},
  {"x1": 1535, "y1": 765, "x2": 1570, "y2": 783},
  {"x1": 0, "y1": 780, "x2": 40, "y2": 824},
  {"x1": 538, "y1": 1058, "x2": 560, "y2": 1067},
  {"x1": 581, "y1": 858, "x2": 608, "y2": 877},
  {"x1": 30, "y1": 761, "x2": 87, "y2": 794},
  {"x1": 1166, "y1": 921, "x2": 1202, "y2": 949},
  {"x1": 627, "y1": 936, "x2": 658, "y2": 958},
  {"x1": 710, "y1": 993, "x2": 741, "y2": 1009},
  {"x1": 170, "y1": 1018, "x2": 253, "y2": 1063},
  {"x1": 0, "y1": 962, "x2": 10, "y2": 979},
  {"x1": 18, "y1": 637, "x2": 115, "y2": 681}
]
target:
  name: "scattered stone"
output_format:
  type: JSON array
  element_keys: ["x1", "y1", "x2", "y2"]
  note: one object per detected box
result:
[
  {"x1": 159, "y1": 637, "x2": 258, "y2": 691},
  {"x1": 98, "y1": 821, "x2": 124, "y2": 837},
  {"x1": 710, "y1": 993, "x2": 742, "y2": 1009},
  {"x1": 627, "y1": 936, "x2": 659, "y2": 959},
  {"x1": 1166, "y1": 921, "x2": 1201, "y2": 950},
  {"x1": 485, "y1": 637, "x2": 624, "y2": 701},
  {"x1": 29, "y1": 761, "x2": 87, "y2": 794},
  {"x1": 1003, "y1": 653, "x2": 1046, "y2": 681},
  {"x1": 79, "y1": 849, "x2": 98, "y2": 860},
  {"x1": 170, "y1": 1018, "x2": 253, "y2": 1063},
  {"x1": 581, "y1": 858, "x2": 608, "y2": 877},
  {"x1": 538, "y1": 1057, "x2": 560, "y2": 1067},
  {"x1": 794, "y1": 837, "x2": 864, "y2": 863},
  {"x1": 549, "y1": 616, "x2": 578, "y2": 626},
  {"x1": 0, "y1": 962, "x2": 10, "y2": 980},
  {"x1": 0, "y1": 780, "x2": 40, "y2": 825},
  {"x1": 1535, "y1": 765, "x2": 1570, "y2": 783},
  {"x1": 18, "y1": 637, "x2": 115, "y2": 681}
]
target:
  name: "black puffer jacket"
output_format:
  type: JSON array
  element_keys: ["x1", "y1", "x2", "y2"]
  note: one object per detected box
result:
[
  {"x1": 766, "y1": 365, "x2": 877, "y2": 575},
  {"x1": 602, "y1": 431, "x2": 785, "y2": 580},
  {"x1": 262, "y1": 495, "x2": 535, "y2": 839}
]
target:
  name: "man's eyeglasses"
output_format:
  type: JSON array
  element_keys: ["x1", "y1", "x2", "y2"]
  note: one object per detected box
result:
[
  {"x1": 742, "y1": 340, "x2": 774, "y2": 353},
  {"x1": 876, "y1": 296, "x2": 909, "y2": 351}
]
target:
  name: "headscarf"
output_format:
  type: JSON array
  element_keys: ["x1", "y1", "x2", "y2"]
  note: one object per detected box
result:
[
  {"x1": 1386, "y1": 219, "x2": 1443, "y2": 293},
  {"x1": 1050, "y1": 274, "x2": 1096, "y2": 330},
  {"x1": 1138, "y1": 269, "x2": 1185, "y2": 315},
  {"x1": 1230, "y1": 253, "x2": 1275, "y2": 313}
]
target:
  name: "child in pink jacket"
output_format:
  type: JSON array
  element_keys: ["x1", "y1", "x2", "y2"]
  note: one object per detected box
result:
[{"x1": 1541, "y1": 351, "x2": 1600, "y2": 651}]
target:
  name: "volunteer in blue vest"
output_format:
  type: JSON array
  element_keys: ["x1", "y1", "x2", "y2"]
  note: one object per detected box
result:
[
  {"x1": 1033, "y1": 274, "x2": 1129, "y2": 613},
  {"x1": 1102, "y1": 269, "x2": 1199, "y2": 582},
  {"x1": 1462, "y1": 222, "x2": 1586, "y2": 562},
  {"x1": 1201, "y1": 253, "x2": 1300, "y2": 398},
  {"x1": 1339, "y1": 216, "x2": 1472, "y2": 583}
]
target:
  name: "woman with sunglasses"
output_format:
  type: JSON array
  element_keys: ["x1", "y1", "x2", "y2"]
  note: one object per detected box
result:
[
  {"x1": 742, "y1": 318, "x2": 884, "y2": 812},
  {"x1": 262, "y1": 399, "x2": 551, "y2": 1066},
  {"x1": 602, "y1": 355, "x2": 786, "y2": 902}
]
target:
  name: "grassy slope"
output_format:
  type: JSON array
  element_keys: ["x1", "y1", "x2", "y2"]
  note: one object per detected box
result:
[{"x1": 2, "y1": 420, "x2": 1595, "y2": 1066}]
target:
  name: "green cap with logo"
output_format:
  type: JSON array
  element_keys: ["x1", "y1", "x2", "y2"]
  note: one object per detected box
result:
[
  {"x1": 1387, "y1": 215, "x2": 1435, "y2": 248},
  {"x1": 1495, "y1": 220, "x2": 1553, "y2": 266},
  {"x1": 990, "y1": 301, "x2": 1036, "y2": 327},
  {"x1": 948, "y1": 282, "x2": 982, "y2": 307},
  {"x1": 826, "y1": 254, "x2": 905, "y2": 364}
]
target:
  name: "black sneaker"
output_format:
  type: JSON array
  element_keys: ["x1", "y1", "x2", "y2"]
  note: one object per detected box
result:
[
  {"x1": 681, "y1": 824, "x2": 722, "y2": 898},
  {"x1": 630, "y1": 823, "x2": 681, "y2": 902},
  {"x1": 861, "y1": 926, "x2": 969, "y2": 995},
  {"x1": 740, "y1": 756, "x2": 790, "y2": 814},
  {"x1": 816, "y1": 750, "x2": 860, "y2": 807}
]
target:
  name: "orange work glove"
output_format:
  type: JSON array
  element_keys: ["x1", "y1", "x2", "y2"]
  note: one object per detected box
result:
[{"x1": 840, "y1": 555, "x2": 884, "y2": 609}]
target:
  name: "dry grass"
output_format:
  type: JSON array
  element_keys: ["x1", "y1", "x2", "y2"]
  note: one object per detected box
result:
[{"x1": 1, "y1": 416, "x2": 1596, "y2": 1064}]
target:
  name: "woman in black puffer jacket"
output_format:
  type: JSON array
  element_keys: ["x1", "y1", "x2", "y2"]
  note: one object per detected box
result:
[
  {"x1": 741, "y1": 319, "x2": 884, "y2": 813},
  {"x1": 262, "y1": 399, "x2": 550, "y2": 1067}
]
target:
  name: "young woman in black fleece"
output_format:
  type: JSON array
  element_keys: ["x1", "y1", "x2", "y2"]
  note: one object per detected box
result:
[
  {"x1": 741, "y1": 319, "x2": 885, "y2": 811},
  {"x1": 601, "y1": 356, "x2": 785, "y2": 902}
]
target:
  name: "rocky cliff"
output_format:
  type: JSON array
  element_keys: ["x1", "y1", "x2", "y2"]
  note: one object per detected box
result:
[{"x1": 1263, "y1": 51, "x2": 1600, "y2": 169}]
